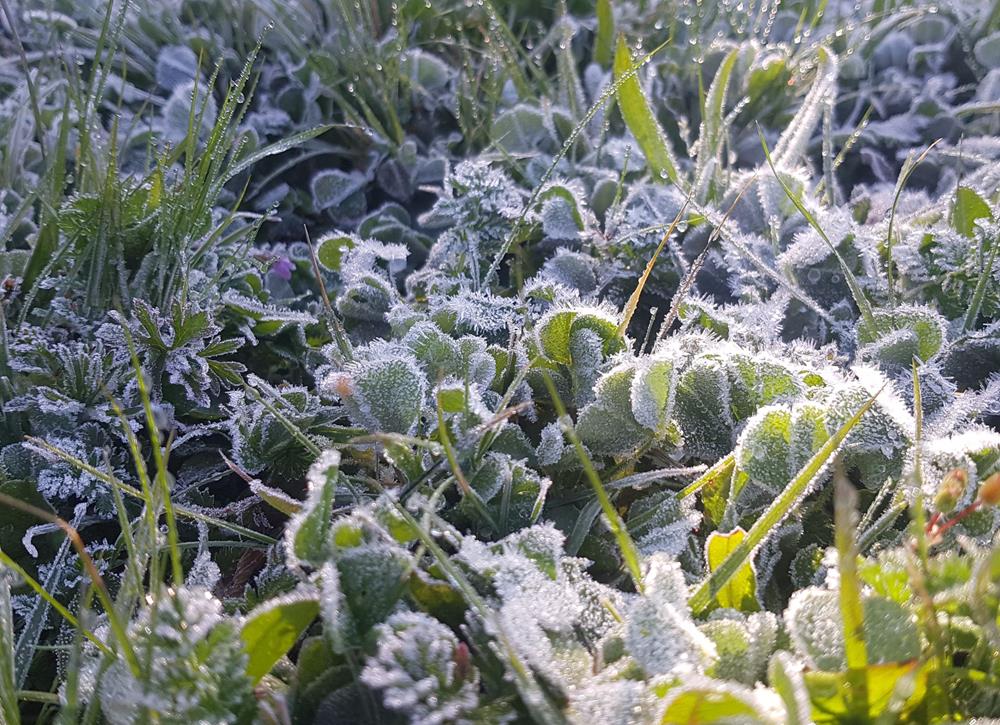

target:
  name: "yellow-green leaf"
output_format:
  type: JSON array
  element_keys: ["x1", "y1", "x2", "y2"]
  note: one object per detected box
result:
[
  {"x1": 241, "y1": 593, "x2": 320, "y2": 683},
  {"x1": 705, "y1": 527, "x2": 759, "y2": 612}
]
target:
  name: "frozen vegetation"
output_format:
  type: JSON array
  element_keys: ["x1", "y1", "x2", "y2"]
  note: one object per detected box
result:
[{"x1": 2, "y1": 0, "x2": 1000, "y2": 722}]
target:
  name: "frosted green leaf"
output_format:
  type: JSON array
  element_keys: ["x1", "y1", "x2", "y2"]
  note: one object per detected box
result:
[
  {"x1": 630, "y1": 355, "x2": 677, "y2": 433},
  {"x1": 311, "y1": 169, "x2": 367, "y2": 213},
  {"x1": 325, "y1": 354, "x2": 426, "y2": 435},
  {"x1": 857, "y1": 306, "x2": 947, "y2": 365},
  {"x1": 576, "y1": 364, "x2": 651, "y2": 456},
  {"x1": 535, "y1": 306, "x2": 623, "y2": 367},
  {"x1": 316, "y1": 233, "x2": 357, "y2": 272},
  {"x1": 785, "y1": 587, "x2": 919, "y2": 671},
  {"x1": 361, "y1": 611, "x2": 480, "y2": 725},
  {"x1": 286, "y1": 450, "x2": 340, "y2": 569},
  {"x1": 952, "y1": 186, "x2": 993, "y2": 238}
]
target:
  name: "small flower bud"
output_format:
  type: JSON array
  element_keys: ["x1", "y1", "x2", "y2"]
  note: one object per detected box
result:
[
  {"x1": 934, "y1": 468, "x2": 968, "y2": 513},
  {"x1": 978, "y1": 472, "x2": 1000, "y2": 506}
]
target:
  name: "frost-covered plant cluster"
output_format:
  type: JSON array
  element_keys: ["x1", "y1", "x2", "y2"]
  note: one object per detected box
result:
[{"x1": 4, "y1": 0, "x2": 1000, "y2": 722}]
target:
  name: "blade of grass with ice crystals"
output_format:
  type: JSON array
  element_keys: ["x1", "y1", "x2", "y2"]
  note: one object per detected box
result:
[
  {"x1": 772, "y1": 46, "x2": 838, "y2": 169},
  {"x1": 886, "y1": 141, "x2": 939, "y2": 305},
  {"x1": 0, "y1": 571, "x2": 18, "y2": 725},
  {"x1": 694, "y1": 47, "x2": 740, "y2": 198},
  {"x1": 834, "y1": 472, "x2": 869, "y2": 718},
  {"x1": 11, "y1": 511, "x2": 77, "y2": 688},
  {"x1": 679, "y1": 453, "x2": 736, "y2": 500},
  {"x1": 614, "y1": 35, "x2": 679, "y2": 185},
  {"x1": 657, "y1": 174, "x2": 761, "y2": 341},
  {"x1": 618, "y1": 189, "x2": 693, "y2": 336},
  {"x1": 964, "y1": 227, "x2": 1000, "y2": 331},
  {"x1": 759, "y1": 126, "x2": 876, "y2": 330},
  {"x1": 223, "y1": 125, "x2": 337, "y2": 183},
  {"x1": 0, "y1": 493, "x2": 140, "y2": 676},
  {"x1": 595, "y1": 0, "x2": 614, "y2": 67},
  {"x1": 1, "y1": 547, "x2": 113, "y2": 666},
  {"x1": 689, "y1": 388, "x2": 882, "y2": 615},
  {"x1": 25, "y1": 437, "x2": 276, "y2": 545},
  {"x1": 540, "y1": 372, "x2": 644, "y2": 592},
  {"x1": 119, "y1": 322, "x2": 183, "y2": 587}
]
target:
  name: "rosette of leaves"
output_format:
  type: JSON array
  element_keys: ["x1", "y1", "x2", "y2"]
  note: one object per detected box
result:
[
  {"x1": 227, "y1": 377, "x2": 345, "y2": 479},
  {"x1": 91, "y1": 586, "x2": 256, "y2": 725},
  {"x1": 360, "y1": 611, "x2": 481, "y2": 725},
  {"x1": 100, "y1": 299, "x2": 245, "y2": 411},
  {"x1": 410, "y1": 160, "x2": 525, "y2": 288}
]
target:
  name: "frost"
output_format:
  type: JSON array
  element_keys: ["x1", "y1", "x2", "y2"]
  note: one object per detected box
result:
[
  {"x1": 625, "y1": 593, "x2": 716, "y2": 677},
  {"x1": 323, "y1": 350, "x2": 427, "y2": 435},
  {"x1": 96, "y1": 587, "x2": 254, "y2": 724},
  {"x1": 567, "y1": 680, "x2": 659, "y2": 725},
  {"x1": 361, "y1": 611, "x2": 480, "y2": 725},
  {"x1": 785, "y1": 586, "x2": 919, "y2": 671}
]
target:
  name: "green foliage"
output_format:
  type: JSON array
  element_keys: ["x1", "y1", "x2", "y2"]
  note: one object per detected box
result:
[{"x1": 5, "y1": 1, "x2": 1000, "y2": 722}]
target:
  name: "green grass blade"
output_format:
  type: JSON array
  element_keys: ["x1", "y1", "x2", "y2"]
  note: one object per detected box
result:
[
  {"x1": 694, "y1": 47, "x2": 739, "y2": 197},
  {"x1": 1, "y1": 546, "x2": 113, "y2": 660},
  {"x1": 595, "y1": 0, "x2": 614, "y2": 67},
  {"x1": 679, "y1": 452, "x2": 735, "y2": 500},
  {"x1": 772, "y1": 45, "x2": 838, "y2": 168},
  {"x1": 689, "y1": 387, "x2": 883, "y2": 615},
  {"x1": 0, "y1": 566, "x2": 21, "y2": 725},
  {"x1": 223, "y1": 125, "x2": 336, "y2": 183},
  {"x1": 614, "y1": 35, "x2": 679, "y2": 184},
  {"x1": 834, "y1": 473, "x2": 869, "y2": 717},
  {"x1": 540, "y1": 372, "x2": 645, "y2": 592},
  {"x1": 963, "y1": 223, "x2": 1000, "y2": 331},
  {"x1": 618, "y1": 189, "x2": 692, "y2": 336},
  {"x1": 25, "y1": 437, "x2": 276, "y2": 545},
  {"x1": 886, "y1": 141, "x2": 939, "y2": 305}
]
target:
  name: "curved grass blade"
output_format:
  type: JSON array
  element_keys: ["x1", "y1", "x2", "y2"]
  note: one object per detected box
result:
[
  {"x1": 963, "y1": 218, "x2": 1000, "y2": 332},
  {"x1": 886, "y1": 141, "x2": 940, "y2": 304},
  {"x1": 24, "y1": 437, "x2": 276, "y2": 545},
  {"x1": 758, "y1": 126, "x2": 876, "y2": 330},
  {"x1": 694, "y1": 47, "x2": 740, "y2": 197},
  {"x1": 223, "y1": 124, "x2": 336, "y2": 183},
  {"x1": 772, "y1": 45, "x2": 838, "y2": 169},
  {"x1": 613, "y1": 35, "x2": 679, "y2": 185},
  {"x1": 0, "y1": 571, "x2": 18, "y2": 725},
  {"x1": 834, "y1": 472, "x2": 869, "y2": 718}
]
